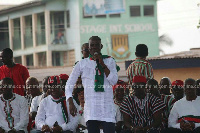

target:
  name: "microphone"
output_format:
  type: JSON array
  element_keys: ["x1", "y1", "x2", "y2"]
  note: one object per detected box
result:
[{"x1": 94, "y1": 52, "x2": 99, "y2": 64}]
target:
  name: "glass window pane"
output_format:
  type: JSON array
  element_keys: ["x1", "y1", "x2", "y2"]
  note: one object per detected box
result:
[
  {"x1": 130, "y1": 6, "x2": 140, "y2": 17},
  {"x1": 144, "y1": 5, "x2": 154, "y2": 16}
]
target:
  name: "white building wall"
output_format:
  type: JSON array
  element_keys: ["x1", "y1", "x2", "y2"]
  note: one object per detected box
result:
[{"x1": 66, "y1": 0, "x2": 81, "y2": 61}]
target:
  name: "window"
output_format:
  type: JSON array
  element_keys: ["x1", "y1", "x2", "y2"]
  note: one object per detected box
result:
[
  {"x1": 144, "y1": 5, "x2": 154, "y2": 16},
  {"x1": 82, "y1": 7, "x2": 92, "y2": 18},
  {"x1": 66, "y1": 10, "x2": 70, "y2": 28},
  {"x1": 95, "y1": 15, "x2": 106, "y2": 18},
  {"x1": 130, "y1": 6, "x2": 140, "y2": 17},
  {"x1": 109, "y1": 14, "x2": 121, "y2": 18}
]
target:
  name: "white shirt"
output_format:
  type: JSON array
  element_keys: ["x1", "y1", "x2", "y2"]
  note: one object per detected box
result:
[
  {"x1": 78, "y1": 104, "x2": 121, "y2": 133},
  {"x1": 30, "y1": 95, "x2": 43, "y2": 112},
  {"x1": 65, "y1": 57, "x2": 118, "y2": 123},
  {"x1": 35, "y1": 95, "x2": 79, "y2": 132},
  {"x1": 115, "y1": 104, "x2": 123, "y2": 123},
  {"x1": 168, "y1": 96, "x2": 200, "y2": 129},
  {"x1": 0, "y1": 93, "x2": 29, "y2": 132}
]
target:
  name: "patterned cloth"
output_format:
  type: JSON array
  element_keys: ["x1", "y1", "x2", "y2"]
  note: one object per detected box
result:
[
  {"x1": 126, "y1": 58, "x2": 153, "y2": 84},
  {"x1": 160, "y1": 94, "x2": 176, "y2": 128},
  {"x1": 0, "y1": 93, "x2": 29, "y2": 132},
  {"x1": 25, "y1": 94, "x2": 32, "y2": 107},
  {"x1": 120, "y1": 93, "x2": 166, "y2": 130}
]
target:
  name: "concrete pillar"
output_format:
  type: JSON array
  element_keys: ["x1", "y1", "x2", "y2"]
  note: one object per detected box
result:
[
  {"x1": 44, "y1": 10, "x2": 51, "y2": 45},
  {"x1": 20, "y1": 16, "x2": 25, "y2": 50},
  {"x1": 8, "y1": 19, "x2": 14, "y2": 50},
  {"x1": 22, "y1": 55, "x2": 26, "y2": 66},
  {"x1": 33, "y1": 53, "x2": 38, "y2": 67},
  {"x1": 46, "y1": 50, "x2": 52, "y2": 67},
  {"x1": 32, "y1": 14, "x2": 37, "y2": 48}
]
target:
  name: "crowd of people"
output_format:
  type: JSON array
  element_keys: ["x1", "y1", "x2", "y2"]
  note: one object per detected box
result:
[{"x1": 0, "y1": 36, "x2": 200, "y2": 133}]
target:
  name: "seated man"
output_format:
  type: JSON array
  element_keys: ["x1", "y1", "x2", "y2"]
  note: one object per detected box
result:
[
  {"x1": 171, "y1": 80, "x2": 184, "y2": 101},
  {"x1": 120, "y1": 76, "x2": 166, "y2": 133},
  {"x1": 26, "y1": 77, "x2": 42, "y2": 109},
  {"x1": 147, "y1": 78, "x2": 176, "y2": 129},
  {"x1": 0, "y1": 77, "x2": 29, "y2": 133},
  {"x1": 164, "y1": 78, "x2": 200, "y2": 133},
  {"x1": 160, "y1": 77, "x2": 172, "y2": 95},
  {"x1": 35, "y1": 76, "x2": 79, "y2": 133}
]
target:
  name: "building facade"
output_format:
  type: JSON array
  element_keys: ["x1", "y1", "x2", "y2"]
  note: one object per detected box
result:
[{"x1": 0, "y1": 0, "x2": 159, "y2": 68}]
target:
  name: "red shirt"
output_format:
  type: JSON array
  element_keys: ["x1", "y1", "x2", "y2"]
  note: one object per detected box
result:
[{"x1": 0, "y1": 63, "x2": 30, "y2": 96}]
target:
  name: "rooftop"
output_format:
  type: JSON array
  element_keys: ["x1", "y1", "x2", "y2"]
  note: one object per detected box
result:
[{"x1": 0, "y1": 0, "x2": 44, "y2": 15}]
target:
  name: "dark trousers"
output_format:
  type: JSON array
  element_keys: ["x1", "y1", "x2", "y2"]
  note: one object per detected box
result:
[
  {"x1": 86, "y1": 120, "x2": 115, "y2": 133},
  {"x1": 161, "y1": 127, "x2": 200, "y2": 133}
]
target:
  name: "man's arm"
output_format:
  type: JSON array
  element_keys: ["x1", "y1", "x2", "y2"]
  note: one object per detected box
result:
[
  {"x1": 168, "y1": 103, "x2": 180, "y2": 129},
  {"x1": 123, "y1": 112, "x2": 134, "y2": 131},
  {"x1": 60, "y1": 100, "x2": 79, "y2": 132},
  {"x1": 35, "y1": 100, "x2": 47, "y2": 130},
  {"x1": 13, "y1": 97, "x2": 29, "y2": 131},
  {"x1": 65, "y1": 62, "x2": 81, "y2": 116}
]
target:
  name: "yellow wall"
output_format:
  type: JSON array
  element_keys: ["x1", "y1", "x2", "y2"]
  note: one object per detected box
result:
[{"x1": 154, "y1": 67, "x2": 200, "y2": 82}]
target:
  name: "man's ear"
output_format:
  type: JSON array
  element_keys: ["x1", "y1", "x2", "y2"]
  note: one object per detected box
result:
[{"x1": 101, "y1": 44, "x2": 103, "y2": 49}]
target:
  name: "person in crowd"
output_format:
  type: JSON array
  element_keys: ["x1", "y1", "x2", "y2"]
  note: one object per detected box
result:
[
  {"x1": 25, "y1": 77, "x2": 41, "y2": 107},
  {"x1": 147, "y1": 78, "x2": 176, "y2": 128},
  {"x1": 0, "y1": 48, "x2": 30, "y2": 96},
  {"x1": 160, "y1": 77, "x2": 171, "y2": 95},
  {"x1": 113, "y1": 80, "x2": 127, "y2": 106},
  {"x1": 26, "y1": 77, "x2": 41, "y2": 117},
  {"x1": 35, "y1": 75, "x2": 79, "y2": 133},
  {"x1": 0, "y1": 77, "x2": 29, "y2": 133},
  {"x1": 59, "y1": 74, "x2": 69, "y2": 91},
  {"x1": 120, "y1": 76, "x2": 166, "y2": 133},
  {"x1": 126, "y1": 44, "x2": 153, "y2": 85},
  {"x1": 81, "y1": 43, "x2": 90, "y2": 59},
  {"x1": 29, "y1": 76, "x2": 50, "y2": 132},
  {"x1": 41, "y1": 76, "x2": 51, "y2": 99},
  {"x1": 73, "y1": 77, "x2": 83, "y2": 105},
  {"x1": 171, "y1": 80, "x2": 184, "y2": 101},
  {"x1": 75, "y1": 86, "x2": 87, "y2": 133},
  {"x1": 163, "y1": 78, "x2": 200, "y2": 133},
  {"x1": 195, "y1": 79, "x2": 200, "y2": 96},
  {"x1": 113, "y1": 80, "x2": 126, "y2": 133},
  {"x1": 65, "y1": 36, "x2": 118, "y2": 133},
  {"x1": 74, "y1": 43, "x2": 90, "y2": 67}
]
